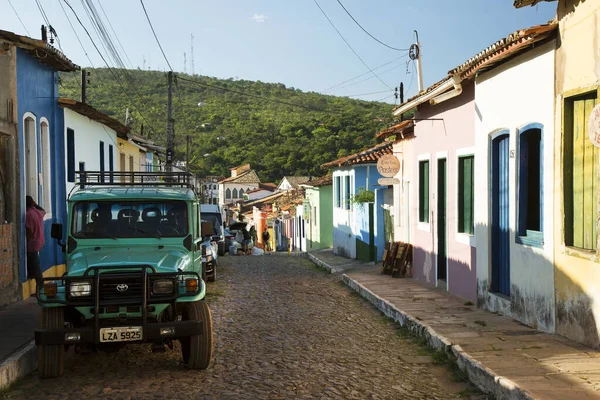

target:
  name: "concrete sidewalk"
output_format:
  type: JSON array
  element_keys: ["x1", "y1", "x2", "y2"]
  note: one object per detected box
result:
[
  {"x1": 0, "y1": 298, "x2": 38, "y2": 391},
  {"x1": 309, "y1": 249, "x2": 600, "y2": 400}
]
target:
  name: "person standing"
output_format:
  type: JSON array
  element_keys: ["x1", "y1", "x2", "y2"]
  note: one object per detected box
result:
[
  {"x1": 262, "y1": 228, "x2": 271, "y2": 252},
  {"x1": 25, "y1": 195, "x2": 45, "y2": 288}
]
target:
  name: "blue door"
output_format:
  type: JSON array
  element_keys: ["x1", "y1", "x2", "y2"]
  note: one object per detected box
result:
[{"x1": 491, "y1": 133, "x2": 510, "y2": 296}]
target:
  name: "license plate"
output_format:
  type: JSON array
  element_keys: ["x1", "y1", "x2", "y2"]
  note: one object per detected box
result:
[{"x1": 99, "y1": 326, "x2": 142, "y2": 342}]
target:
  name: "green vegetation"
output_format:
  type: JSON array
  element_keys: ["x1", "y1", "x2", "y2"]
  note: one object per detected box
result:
[{"x1": 59, "y1": 69, "x2": 393, "y2": 182}]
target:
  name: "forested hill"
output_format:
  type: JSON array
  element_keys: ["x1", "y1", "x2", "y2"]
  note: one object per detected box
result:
[{"x1": 59, "y1": 68, "x2": 393, "y2": 182}]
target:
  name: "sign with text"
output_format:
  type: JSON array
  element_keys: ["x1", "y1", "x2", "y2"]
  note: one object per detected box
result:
[
  {"x1": 378, "y1": 177, "x2": 400, "y2": 185},
  {"x1": 377, "y1": 154, "x2": 400, "y2": 177},
  {"x1": 589, "y1": 103, "x2": 600, "y2": 148}
]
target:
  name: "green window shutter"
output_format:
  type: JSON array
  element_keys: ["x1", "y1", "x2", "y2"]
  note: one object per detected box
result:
[
  {"x1": 458, "y1": 156, "x2": 474, "y2": 235},
  {"x1": 566, "y1": 95, "x2": 598, "y2": 250},
  {"x1": 419, "y1": 160, "x2": 429, "y2": 223}
]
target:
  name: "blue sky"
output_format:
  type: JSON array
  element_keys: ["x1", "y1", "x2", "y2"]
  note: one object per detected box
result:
[{"x1": 2, "y1": 0, "x2": 556, "y2": 103}]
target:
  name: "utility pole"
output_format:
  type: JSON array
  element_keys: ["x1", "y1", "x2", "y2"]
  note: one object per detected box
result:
[
  {"x1": 413, "y1": 30, "x2": 424, "y2": 93},
  {"x1": 186, "y1": 135, "x2": 190, "y2": 173},
  {"x1": 81, "y1": 69, "x2": 87, "y2": 104},
  {"x1": 166, "y1": 71, "x2": 174, "y2": 173}
]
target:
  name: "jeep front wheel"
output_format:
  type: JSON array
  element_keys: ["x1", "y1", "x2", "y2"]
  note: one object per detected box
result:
[
  {"x1": 37, "y1": 307, "x2": 65, "y2": 378},
  {"x1": 179, "y1": 301, "x2": 213, "y2": 369}
]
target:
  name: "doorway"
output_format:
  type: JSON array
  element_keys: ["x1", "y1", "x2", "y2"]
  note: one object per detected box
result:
[
  {"x1": 437, "y1": 158, "x2": 447, "y2": 285},
  {"x1": 491, "y1": 133, "x2": 510, "y2": 296}
]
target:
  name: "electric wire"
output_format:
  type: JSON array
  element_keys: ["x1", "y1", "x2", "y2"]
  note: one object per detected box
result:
[
  {"x1": 335, "y1": 0, "x2": 408, "y2": 51},
  {"x1": 345, "y1": 90, "x2": 390, "y2": 98},
  {"x1": 36, "y1": 0, "x2": 64, "y2": 51},
  {"x1": 61, "y1": 0, "x2": 152, "y2": 127},
  {"x1": 321, "y1": 54, "x2": 407, "y2": 93},
  {"x1": 377, "y1": 94, "x2": 395, "y2": 102},
  {"x1": 313, "y1": 0, "x2": 392, "y2": 90},
  {"x1": 96, "y1": 0, "x2": 135, "y2": 69},
  {"x1": 140, "y1": 0, "x2": 173, "y2": 71},
  {"x1": 176, "y1": 75, "x2": 343, "y2": 114},
  {"x1": 7, "y1": 0, "x2": 30, "y2": 36},
  {"x1": 332, "y1": 62, "x2": 405, "y2": 93}
]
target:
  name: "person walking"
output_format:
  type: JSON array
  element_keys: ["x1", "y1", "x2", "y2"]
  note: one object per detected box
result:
[
  {"x1": 25, "y1": 195, "x2": 45, "y2": 289},
  {"x1": 262, "y1": 228, "x2": 271, "y2": 252}
]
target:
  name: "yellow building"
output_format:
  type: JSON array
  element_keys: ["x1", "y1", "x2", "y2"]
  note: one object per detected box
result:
[
  {"x1": 517, "y1": 0, "x2": 600, "y2": 347},
  {"x1": 116, "y1": 136, "x2": 143, "y2": 175}
]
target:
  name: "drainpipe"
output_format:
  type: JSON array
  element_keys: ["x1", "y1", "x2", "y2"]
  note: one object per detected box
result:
[{"x1": 429, "y1": 75, "x2": 462, "y2": 105}]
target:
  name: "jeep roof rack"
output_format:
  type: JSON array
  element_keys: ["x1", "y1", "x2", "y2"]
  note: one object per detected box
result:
[{"x1": 74, "y1": 171, "x2": 197, "y2": 191}]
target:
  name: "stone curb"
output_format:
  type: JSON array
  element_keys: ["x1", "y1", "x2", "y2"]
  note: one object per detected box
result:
[
  {"x1": 307, "y1": 253, "x2": 339, "y2": 273},
  {"x1": 341, "y1": 274, "x2": 536, "y2": 400},
  {"x1": 0, "y1": 341, "x2": 36, "y2": 392}
]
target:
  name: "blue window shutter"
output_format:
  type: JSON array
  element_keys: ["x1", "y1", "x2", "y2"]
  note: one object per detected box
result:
[
  {"x1": 108, "y1": 144, "x2": 114, "y2": 183},
  {"x1": 67, "y1": 128, "x2": 75, "y2": 182}
]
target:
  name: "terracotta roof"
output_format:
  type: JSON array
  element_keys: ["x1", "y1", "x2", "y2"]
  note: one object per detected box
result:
[
  {"x1": 514, "y1": 0, "x2": 556, "y2": 8},
  {"x1": 58, "y1": 98, "x2": 129, "y2": 137},
  {"x1": 0, "y1": 29, "x2": 79, "y2": 72},
  {"x1": 392, "y1": 21, "x2": 557, "y2": 113},
  {"x1": 260, "y1": 182, "x2": 277, "y2": 191},
  {"x1": 300, "y1": 175, "x2": 332, "y2": 188},
  {"x1": 218, "y1": 169, "x2": 261, "y2": 184},
  {"x1": 280, "y1": 176, "x2": 310, "y2": 189},
  {"x1": 321, "y1": 141, "x2": 393, "y2": 169},
  {"x1": 376, "y1": 120, "x2": 414, "y2": 140},
  {"x1": 449, "y1": 21, "x2": 557, "y2": 80}
]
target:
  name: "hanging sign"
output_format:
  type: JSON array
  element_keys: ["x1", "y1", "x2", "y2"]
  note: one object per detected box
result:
[
  {"x1": 378, "y1": 177, "x2": 400, "y2": 186},
  {"x1": 589, "y1": 104, "x2": 600, "y2": 148},
  {"x1": 377, "y1": 154, "x2": 400, "y2": 177}
]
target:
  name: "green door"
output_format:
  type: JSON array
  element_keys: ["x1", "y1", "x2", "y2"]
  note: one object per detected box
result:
[{"x1": 437, "y1": 158, "x2": 447, "y2": 282}]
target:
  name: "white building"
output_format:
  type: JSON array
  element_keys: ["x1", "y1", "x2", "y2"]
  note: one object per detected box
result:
[
  {"x1": 277, "y1": 176, "x2": 310, "y2": 192},
  {"x1": 59, "y1": 98, "x2": 128, "y2": 196},
  {"x1": 474, "y1": 29, "x2": 556, "y2": 332},
  {"x1": 218, "y1": 164, "x2": 260, "y2": 209}
]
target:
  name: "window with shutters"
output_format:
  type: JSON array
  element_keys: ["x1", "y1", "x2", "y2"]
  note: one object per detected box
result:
[
  {"x1": 108, "y1": 144, "x2": 114, "y2": 183},
  {"x1": 226, "y1": 188, "x2": 231, "y2": 199},
  {"x1": 40, "y1": 119, "x2": 51, "y2": 215},
  {"x1": 99, "y1": 141, "x2": 105, "y2": 183},
  {"x1": 233, "y1": 188, "x2": 238, "y2": 198},
  {"x1": 458, "y1": 155, "x2": 474, "y2": 235},
  {"x1": 419, "y1": 160, "x2": 429, "y2": 223},
  {"x1": 564, "y1": 93, "x2": 598, "y2": 251},
  {"x1": 345, "y1": 175, "x2": 351, "y2": 210},
  {"x1": 517, "y1": 125, "x2": 543, "y2": 247}
]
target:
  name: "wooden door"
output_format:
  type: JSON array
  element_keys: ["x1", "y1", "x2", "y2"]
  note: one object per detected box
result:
[
  {"x1": 491, "y1": 133, "x2": 510, "y2": 296},
  {"x1": 437, "y1": 158, "x2": 447, "y2": 282}
]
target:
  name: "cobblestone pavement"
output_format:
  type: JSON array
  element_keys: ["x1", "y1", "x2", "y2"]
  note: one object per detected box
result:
[{"x1": 2, "y1": 255, "x2": 483, "y2": 400}]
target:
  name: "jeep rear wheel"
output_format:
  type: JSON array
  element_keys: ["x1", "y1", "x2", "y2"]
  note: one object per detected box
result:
[
  {"x1": 38, "y1": 307, "x2": 65, "y2": 378},
  {"x1": 180, "y1": 301, "x2": 213, "y2": 369}
]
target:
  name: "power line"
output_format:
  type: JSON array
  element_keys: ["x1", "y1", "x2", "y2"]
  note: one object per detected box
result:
[
  {"x1": 335, "y1": 0, "x2": 408, "y2": 52},
  {"x1": 345, "y1": 90, "x2": 391, "y2": 98},
  {"x1": 36, "y1": 0, "x2": 64, "y2": 51},
  {"x1": 57, "y1": 0, "x2": 95, "y2": 69},
  {"x1": 377, "y1": 94, "x2": 395, "y2": 102},
  {"x1": 140, "y1": 0, "x2": 173, "y2": 71},
  {"x1": 313, "y1": 0, "x2": 391, "y2": 90},
  {"x1": 61, "y1": 0, "x2": 152, "y2": 126},
  {"x1": 176, "y1": 75, "x2": 343, "y2": 114},
  {"x1": 7, "y1": 0, "x2": 30, "y2": 36},
  {"x1": 321, "y1": 54, "x2": 407, "y2": 93},
  {"x1": 332, "y1": 62, "x2": 405, "y2": 93},
  {"x1": 96, "y1": 0, "x2": 135, "y2": 69}
]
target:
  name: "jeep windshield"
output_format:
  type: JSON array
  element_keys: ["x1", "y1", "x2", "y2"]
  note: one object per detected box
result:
[{"x1": 71, "y1": 200, "x2": 189, "y2": 239}]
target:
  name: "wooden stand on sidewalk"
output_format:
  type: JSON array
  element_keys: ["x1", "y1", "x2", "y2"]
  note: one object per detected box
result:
[{"x1": 381, "y1": 241, "x2": 412, "y2": 278}]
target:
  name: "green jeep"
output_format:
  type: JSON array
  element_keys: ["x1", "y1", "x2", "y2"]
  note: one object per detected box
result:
[{"x1": 35, "y1": 172, "x2": 214, "y2": 378}]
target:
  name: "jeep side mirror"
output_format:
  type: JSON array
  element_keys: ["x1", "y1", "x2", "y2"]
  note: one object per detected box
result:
[
  {"x1": 51, "y1": 223, "x2": 62, "y2": 240},
  {"x1": 51, "y1": 223, "x2": 66, "y2": 253},
  {"x1": 201, "y1": 221, "x2": 214, "y2": 238}
]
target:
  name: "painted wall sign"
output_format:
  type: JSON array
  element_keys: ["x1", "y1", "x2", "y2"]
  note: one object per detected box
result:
[
  {"x1": 589, "y1": 103, "x2": 600, "y2": 148},
  {"x1": 378, "y1": 177, "x2": 400, "y2": 185},
  {"x1": 377, "y1": 154, "x2": 400, "y2": 177}
]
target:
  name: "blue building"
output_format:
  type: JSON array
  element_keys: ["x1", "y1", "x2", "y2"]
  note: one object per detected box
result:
[
  {"x1": 0, "y1": 29, "x2": 79, "y2": 299},
  {"x1": 321, "y1": 141, "x2": 393, "y2": 262}
]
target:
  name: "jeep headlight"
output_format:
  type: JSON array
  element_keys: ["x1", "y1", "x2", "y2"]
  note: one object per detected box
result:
[
  {"x1": 69, "y1": 281, "x2": 91, "y2": 297},
  {"x1": 153, "y1": 279, "x2": 175, "y2": 295}
]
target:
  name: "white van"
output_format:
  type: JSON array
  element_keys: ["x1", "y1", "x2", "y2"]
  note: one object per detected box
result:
[{"x1": 200, "y1": 204, "x2": 225, "y2": 255}]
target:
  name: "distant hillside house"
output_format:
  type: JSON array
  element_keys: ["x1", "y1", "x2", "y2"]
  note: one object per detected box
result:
[
  {"x1": 278, "y1": 176, "x2": 311, "y2": 192},
  {"x1": 244, "y1": 183, "x2": 277, "y2": 202},
  {"x1": 218, "y1": 163, "x2": 261, "y2": 209}
]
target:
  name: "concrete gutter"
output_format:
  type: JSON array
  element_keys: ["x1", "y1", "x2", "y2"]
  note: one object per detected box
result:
[
  {"x1": 0, "y1": 341, "x2": 36, "y2": 392},
  {"x1": 342, "y1": 275, "x2": 535, "y2": 400}
]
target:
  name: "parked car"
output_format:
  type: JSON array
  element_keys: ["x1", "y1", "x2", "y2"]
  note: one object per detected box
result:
[
  {"x1": 200, "y1": 204, "x2": 225, "y2": 256},
  {"x1": 36, "y1": 171, "x2": 213, "y2": 378},
  {"x1": 200, "y1": 220, "x2": 218, "y2": 282}
]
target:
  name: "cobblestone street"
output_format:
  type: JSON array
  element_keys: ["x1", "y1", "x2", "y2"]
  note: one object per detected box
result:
[{"x1": 2, "y1": 255, "x2": 481, "y2": 400}]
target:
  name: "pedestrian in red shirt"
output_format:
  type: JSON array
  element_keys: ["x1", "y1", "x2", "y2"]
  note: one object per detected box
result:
[{"x1": 25, "y1": 195, "x2": 45, "y2": 287}]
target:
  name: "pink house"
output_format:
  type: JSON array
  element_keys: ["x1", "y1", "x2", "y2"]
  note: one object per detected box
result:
[{"x1": 393, "y1": 81, "x2": 477, "y2": 301}]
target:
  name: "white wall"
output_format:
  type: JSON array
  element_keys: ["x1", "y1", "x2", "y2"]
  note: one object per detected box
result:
[
  {"x1": 218, "y1": 182, "x2": 259, "y2": 206},
  {"x1": 64, "y1": 109, "x2": 118, "y2": 196},
  {"x1": 474, "y1": 41, "x2": 556, "y2": 331},
  {"x1": 392, "y1": 138, "x2": 414, "y2": 243}
]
